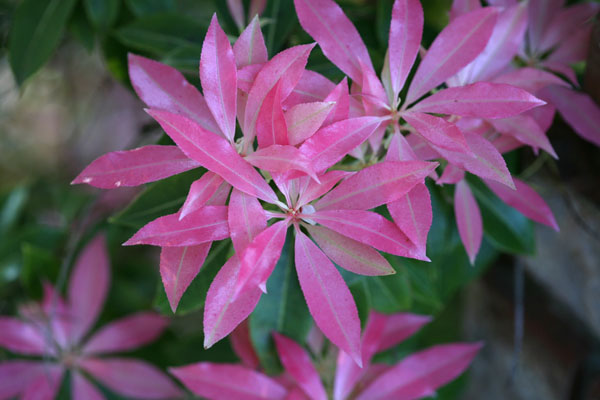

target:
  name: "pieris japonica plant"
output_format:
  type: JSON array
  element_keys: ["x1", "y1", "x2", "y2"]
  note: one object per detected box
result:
[{"x1": 61, "y1": 0, "x2": 600, "y2": 397}]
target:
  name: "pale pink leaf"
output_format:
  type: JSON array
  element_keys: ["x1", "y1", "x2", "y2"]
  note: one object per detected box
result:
[
  {"x1": 274, "y1": 333, "x2": 327, "y2": 400},
  {"x1": 227, "y1": 0, "x2": 245, "y2": 30},
  {"x1": 244, "y1": 44, "x2": 315, "y2": 141},
  {"x1": 180, "y1": 172, "x2": 225, "y2": 220},
  {"x1": 245, "y1": 145, "x2": 319, "y2": 182},
  {"x1": 315, "y1": 161, "x2": 436, "y2": 211},
  {"x1": 437, "y1": 165, "x2": 465, "y2": 185},
  {"x1": 546, "y1": 26, "x2": 591, "y2": 65},
  {"x1": 527, "y1": 0, "x2": 565, "y2": 53},
  {"x1": 82, "y1": 313, "x2": 168, "y2": 355},
  {"x1": 230, "y1": 320, "x2": 260, "y2": 369},
  {"x1": 69, "y1": 235, "x2": 110, "y2": 345},
  {"x1": 0, "y1": 318, "x2": 47, "y2": 355},
  {"x1": 148, "y1": 109, "x2": 278, "y2": 202},
  {"x1": 491, "y1": 115, "x2": 557, "y2": 158},
  {"x1": 204, "y1": 255, "x2": 263, "y2": 348},
  {"x1": 160, "y1": 243, "x2": 212, "y2": 312},
  {"x1": 386, "y1": 131, "x2": 419, "y2": 162},
  {"x1": 286, "y1": 101, "x2": 336, "y2": 145},
  {"x1": 238, "y1": 63, "x2": 263, "y2": 93},
  {"x1": 284, "y1": 70, "x2": 335, "y2": 107},
  {"x1": 72, "y1": 371, "x2": 105, "y2": 400},
  {"x1": 21, "y1": 364, "x2": 63, "y2": 400},
  {"x1": 123, "y1": 206, "x2": 229, "y2": 247},
  {"x1": 493, "y1": 67, "x2": 568, "y2": 94},
  {"x1": 539, "y1": 85, "x2": 600, "y2": 147},
  {"x1": 0, "y1": 361, "x2": 46, "y2": 399},
  {"x1": 228, "y1": 188, "x2": 268, "y2": 255},
  {"x1": 128, "y1": 54, "x2": 221, "y2": 135},
  {"x1": 296, "y1": 170, "x2": 352, "y2": 207},
  {"x1": 449, "y1": 0, "x2": 481, "y2": 21},
  {"x1": 72, "y1": 145, "x2": 200, "y2": 189},
  {"x1": 170, "y1": 362, "x2": 287, "y2": 400},
  {"x1": 406, "y1": 8, "x2": 498, "y2": 104},
  {"x1": 376, "y1": 312, "x2": 432, "y2": 352},
  {"x1": 299, "y1": 117, "x2": 383, "y2": 173},
  {"x1": 412, "y1": 82, "x2": 545, "y2": 119},
  {"x1": 322, "y1": 78, "x2": 350, "y2": 126},
  {"x1": 403, "y1": 112, "x2": 469, "y2": 152},
  {"x1": 387, "y1": 184, "x2": 432, "y2": 258},
  {"x1": 256, "y1": 82, "x2": 289, "y2": 147},
  {"x1": 294, "y1": 0, "x2": 374, "y2": 83},
  {"x1": 306, "y1": 225, "x2": 395, "y2": 276},
  {"x1": 234, "y1": 16, "x2": 268, "y2": 68},
  {"x1": 294, "y1": 230, "x2": 362, "y2": 366},
  {"x1": 312, "y1": 210, "x2": 423, "y2": 260},
  {"x1": 485, "y1": 178, "x2": 559, "y2": 231},
  {"x1": 360, "y1": 60, "x2": 389, "y2": 116},
  {"x1": 81, "y1": 358, "x2": 182, "y2": 399},
  {"x1": 355, "y1": 343, "x2": 482, "y2": 400},
  {"x1": 201, "y1": 15, "x2": 238, "y2": 142},
  {"x1": 454, "y1": 180, "x2": 482, "y2": 265},
  {"x1": 389, "y1": 0, "x2": 423, "y2": 98}
]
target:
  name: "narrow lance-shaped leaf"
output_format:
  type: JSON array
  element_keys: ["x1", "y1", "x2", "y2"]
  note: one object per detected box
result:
[
  {"x1": 454, "y1": 180, "x2": 482, "y2": 265},
  {"x1": 72, "y1": 145, "x2": 200, "y2": 189},
  {"x1": 402, "y1": 112, "x2": 469, "y2": 153},
  {"x1": 491, "y1": 115, "x2": 557, "y2": 158},
  {"x1": 286, "y1": 101, "x2": 336, "y2": 146},
  {"x1": 230, "y1": 320, "x2": 260, "y2": 369},
  {"x1": 322, "y1": 77, "x2": 349, "y2": 126},
  {"x1": 406, "y1": 8, "x2": 498, "y2": 105},
  {"x1": 228, "y1": 188, "x2": 268, "y2": 255},
  {"x1": 256, "y1": 81, "x2": 289, "y2": 148},
  {"x1": 234, "y1": 15, "x2": 268, "y2": 68},
  {"x1": 296, "y1": 170, "x2": 352, "y2": 207},
  {"x1": 72, "y1": 371, "x2": 104, "y2": 400},
  {"x1": 285, "y1": 70, "x2": 336, "y2": 108},
  {"x1": 245, "y1": 145, "x2": 320, "y2": 182},
  {"x1": 179, "y1": 172, "x2": 225, "y2": 220},
  {"x1": 0, "y1": 318, "x2": 47, "y2": 356},
  {"x1": 294, "y1": 229, "x2": 363, "y2": 367}
]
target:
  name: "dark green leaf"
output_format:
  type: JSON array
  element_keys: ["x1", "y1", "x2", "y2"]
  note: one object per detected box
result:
[
  {"x1": 161, "y1": 45, "x2": 202, "y2": 76},
  {"x1": 68, "y1": 3, "x2": 95, "y2": 52},
  {"x1": 366, "y1": 255, "x2": 412, "y2": 314},
  {"x1": 349, "y1": 279, "x2": 371, "y2": 328},
  {"x1": 21, "y1": 243, "x2": 60, "y2": 297},
  {"x1": 125, "y1": 0, "x2": 175, "y2": 17},
  {"x1": 84, "y1": 0, "x2": 120, "y2": 32},
  {"x1": 262, "y1": 0, "x2": 298, "y2": 56},
  {"x1": 249, "y1": 230, "x2": 312, "y2": 374},
  {"x1": 8, "y1": 0, "x2": 78, "y2": 85},
  {"x1": 0, "y1": 185, "x2": 28, "y2": 234}
]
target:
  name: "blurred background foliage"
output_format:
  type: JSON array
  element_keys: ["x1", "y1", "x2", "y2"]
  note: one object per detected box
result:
[{"x1": 0, "y1": 0, "x2": 598, "y2": 399}]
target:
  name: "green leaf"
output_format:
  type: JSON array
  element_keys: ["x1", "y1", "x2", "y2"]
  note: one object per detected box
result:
[
  {"x1": 110, "y1": 168, "x2": 201, "y2": 230},
  {"x1": 125, "y1": 0, "x2": 175, "y2": 17},
  {"x1": 349, "y1": 279, "x2": 371, "y2": 328},
  {"x1": 84, "y1": 0, "x2": 120, "y2": 32},
  {"x1": 21, "y1": 243, "x2": 60, "y2": 297},
  {"x1": 249, "y1": 230, "x2": 312, "y2": 374},
  {"x1": 68, "y1": 3, "x2": 95, "y2": 52},
  {"x1": 467, "y1": 176, "x2": 535, "y2": 255},
  {"x1": 0, "y1": 185, "x2": 28, "y2": 234},
  {"x1": 161, "y1": 45, "x2": 202, "y2": 76},
  {"x1": 262, "y1": 0, "x2": 298, "y2": 56},
  {"x1": 8, "y1": 0, "x2": 78, "y2": 85},
  {"x1": 154, "y1": 240, "x2": 232, "y2": 315},
  {"x1": 366, "y1": 255, "x2": 412, "y2": 314},
  {"x1": 114, "y1": 13, "x2": 207, "y2": 56}
]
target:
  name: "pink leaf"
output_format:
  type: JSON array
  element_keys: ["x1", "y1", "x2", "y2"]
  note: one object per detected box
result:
[
  {"x1": 234, "y1": 16, "x2": 268, "y2": 68},
  {"x1": 238, "y1": 63, "x2": 264, "y2": 93},
  {"x1": 355, "y1": 343, "x2": 482, "y2": 400},
  {"x1": 228, "y1": 188, "x2": 268, "y2": 255},
  {"x1": 296, "y1": 170, "x2": 352, "y2": 207},
  {"x1": 285, "y1": 70, "x2": 336, "y2": 107},
  {"x1": 148, "y1": 109, "x2": 278, "y2": 202},
  {"x1": 0, "y1": 318, "x2": 47, "y2": 355},
  {"x1": 21, "y1": 364, "x2": 63, "y2": 400},
  {"x1": 386, "y1": 130, "x2": 419, "y2": 162},
  {"x1": 454, "y1": 180, "x2": 482, "y2": 265},
  {"x1": 123, "y1": 206, "x2": 229, "y2": 247},
  {"x1": 180, "y1": 172, "x2": 225, "y2": 220},
  {"x1": 81, "y1": 358, "x2": 182, "y2": 399},
  {"x1": 306, "y1": 225, "x2": 395, "y2": 276},
  {"x1": 539, "y1": 85, "x2": 600, "y2": 147},
  {"x1": 72, "y1": 145, "x2": 199, "y2": 189},
  {"x1": 244, "y1": 44, "x2": 315, "y2": 142},
  {"x1": 403, "y1": 112, "x2": 469, "y2": 152},
  {"x1": 128, "y1": 54, "x2": 221, "y2": 135},
  {"x1": 527, "y1": 0, "x2": 565, "y2": 53},
  {"x1": 72, "y1": 371, "x2": 104, "y2": 400},
  {"x1": 538, "y1": 3, "x2": 599, "y2": 54},
  {"x1": 256, "y1": 82, "x2": 290, "y2": 147},
  {"x1": 235, "y1": 221, "x2": 288, "y2": 298},
  {"x1": 485, "y1": 178, "x2": 559, "y2": 231},
  {"x1": 491, "y1": 115, "x2": 557, "y2": 158},
  {"x1": 230, "y1": 320, "x2": 260, "y2": 369},
  {"x1": 226, "y1": 0, "x2": 245, "y2": 30},
  {"x1": 312, "y1": 210, "x2": 423, "y2": 260},
  {"x1": 387, "y1": 183, "x2": 432, "y2": 258},
  {"x1": 250, "y1": 0, "x2": 267, "y2": 19},
  {"x1": 170, "y1": 362, "x2": 287, "y2": 400},
  {"x1": 316, "y1": 161, "x2": 436, "y2": 211},
  {"x1": 201, "y1": 15, "x2": 238, "y2": 142},
  {"x1": 246, "y1": 145, "x2": 320, "y2": 183},
  {"x1": 82, "y1": 313, "x2": 168, "y2": 355},
  {"x1": 412, "y1": 82, "x2": 545, "y2": 119},
  {"x1": 68, "y1": 235, "x2": 110, "y2": 345},
  {"x1": 204, "y1": 255, "x2": 263, "y2": 348},
  {"x1": 299, "y1": 117, "x2": 383, "y2": 173},
  {"x1": 406, "y1": 8, "x2": 498, "y2": 104},
  {"x1": 389, "y1": 0, "x2": 423, "y2": 99},
  {"x1": 160, "y1": 244, "x2": 212, "y2": 312},
  {"x1": 546, "y1": 26, "x2": 591, "y2": 65},
  {"x1": 0, "y1": 361, "x2": 46, "y2": 399},
  {"x1": 286, "y1": 101, "x2": 336, "y2": 145},
  {"x1": 294, "y1": 229, "x2": 362, "y2": 366},
  {"x1": 274, "y1": 333, "x2": 327, "y2": 400},
  {"x1": 449, "y1": 0, "x2": 481, "y2": 21},
  {"x1": 294, "y1": 0, "x2": 374, "y2": 83},
  {"x1": 437, "y1": 164, "x2": 465, "y2": 185},
  {"x1": 322, "y1": 78, "x2": 350, "y2": 126},
  {"x1": 375, "y1": 312, "x2": 432, "y2": 352},
  {"x1": 493, "y1": 67, "x2": 568, "y2": 94}
]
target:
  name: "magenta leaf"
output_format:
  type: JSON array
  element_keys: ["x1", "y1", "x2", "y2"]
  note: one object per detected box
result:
[
  {"x1": 123, "y1": 206, "x2": 229, "y2": 247},
  {"x1": 449, "y1": 0, "x2": 481, "y2": 21},
  {"x1": 228, "y1": 189, "x2": 267, "y2": 255},
  {"x1": 454, "y1": 180, "x2": 482, "y2": 265},
  {"x1": 148, "y1": 109, "x2": 278, "y2": 202},
  {"x1": 286, "y1": 101, "x2": 336, "y2": 145},
  {"x1": 294, "y1": 0, "x2": 374, "y2": 83},
  {"x1": 0, "y1": 361, "x2": 47, "y2": 399},
  {"x1": 170, "y1": 362, "x2": 287, "y2": 400},
  {"x1": 306, "y1": 225, "x2": 395, "y2": 276},
  {"x1": 403, "y1": 112, "x2": 469, "y2": 153},
  {"x1": 230, "y1": 320, "x2": 260, "y2": 369},
  {"x1": 491, "y1": 115, "x2": 557, "y2": 158},
  {"x1": 180, "y1": 172, "x2": 226, "y2": 220},
  {"x1": 296, "y1": 170, "x2": 352, "y2": 207},
  {"x1": 246, "y1": 145, "x2": 320, "y2": 183},
  {"x1": 322, "y1": 77, "x2": 350, "y2": 126},
  {"x1": 160, "y1": 244, "x2": 212, "y2": 312},
  {"x1": 0, "y1": 318, "x2": 47, "y2": 355},
  {"x1": 355, "y1": 343, "x2": 482, "y2": 400},
  {"x1": 273, "y1": 333, "x2": 327, "y2": 400},
  {"x1": 201, "y1": 15, "x2": 238, "y2": 142},
  {"x1": 285, "y1": 70, "x2": 336, "y2": 107},
  {"x1": 406, "y1": 7, "x2": 498, "y2": 104},
  {"x1": 21, "y1": 364, "x2": 64, "y2": 400},
  {"x1": 492, "y1": 67, "x2": 567, "y2": 94},
  {"x1": 256, "y1": 81, "x2": 289, "y2": 148},
  {"x1": 294, "y1": 229, "x2": 362, "y2": 367},
  {"x1": 375, "y1": 312, "x2": 432, "y2": 352},
  {"x1": 72, "y1": 371, "x2": 104, "y2": 400},
  {"x1": 234, "y1": 16, "x2": 268, "y2": 68},
  {"x1": 72, "y1": 145, "x2": 200, "y2": 189}
]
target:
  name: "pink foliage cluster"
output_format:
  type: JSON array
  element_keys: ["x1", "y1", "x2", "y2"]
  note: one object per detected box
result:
[{"x1": 0, "y1": 236, "x2": 182, "y2": 399}]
